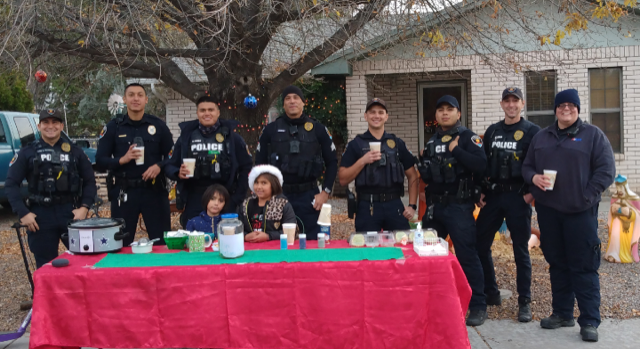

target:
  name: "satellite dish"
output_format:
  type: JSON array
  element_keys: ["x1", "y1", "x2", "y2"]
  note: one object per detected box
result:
[{"x1": 107, "y1": 94, "x2": 124, "y2": 115}]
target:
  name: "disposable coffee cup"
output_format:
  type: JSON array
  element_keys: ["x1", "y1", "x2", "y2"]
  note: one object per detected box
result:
[
  {"x1": 184, "y1": 158, "x2": 196, "y2": 178},
  {"x1": 544, "y1": 170, "x2": 557, "y2": 191},
  {"x1": 317, "y1": 204, "x2": 331, "y2": 225},
  {"x1": 222, "y1": 226, "x2": 236, "y2": 236},
  {"x1": 369, "y1": 142, "x2": 381, "y2": 152},
  {"x1": 283, "y1": 223, "x2": 296, "y2": 245},
  {"x1": 134, "y1": 146, "x2": 145, "y2": 165}
]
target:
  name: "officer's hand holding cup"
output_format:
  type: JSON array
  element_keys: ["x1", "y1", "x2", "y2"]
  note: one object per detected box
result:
[
  {"x1": 532, "y1": 173, "x2": 553, "y2": 191},
  {"x1": 20, "y1": 212, "x2": 39, "y2": 232},
  {"x1": 119, "y1": 144, "x2": 142, "y2": 165},
  {"x1": 179, "y1": 158, "x2": 196, "y2": 179},
  {"x1": 361, "y1": 145, "x2": 382, "y2": 165}
]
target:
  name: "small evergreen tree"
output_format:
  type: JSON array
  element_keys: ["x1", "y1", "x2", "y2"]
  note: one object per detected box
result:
[{"x1": 0, "y1": 72, "x2": 34, "y2": 112}]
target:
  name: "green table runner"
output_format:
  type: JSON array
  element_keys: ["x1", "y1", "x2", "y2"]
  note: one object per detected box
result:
[{"x1": 94, "y1": 247, "x2": 405, "y2": 268}]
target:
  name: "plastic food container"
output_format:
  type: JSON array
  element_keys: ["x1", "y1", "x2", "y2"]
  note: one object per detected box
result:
[
  {"x1": 349, "y1": 233, "x2": 365, "y2": 247},
  {"x1": 394, "y1": 230, "x2": 411, "y2": 245},
  {"x1": 379, "y1": 232, "x2": 395, "y2": 247},
  {"x1": 365, "y1": 232, "x2": 380, "y2": 247},
  {"x1": 130, "y1": 238, "x2": 156, "y2": 254},
  {"x1": 414, "y1": 237, "x2": 449, "y2": 257},
  {"x1": 164, "y1": 231, "x2": 188, "y2": 250}
]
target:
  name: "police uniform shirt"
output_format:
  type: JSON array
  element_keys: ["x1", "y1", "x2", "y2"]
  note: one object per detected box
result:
[
  {"x1": 96, "y1": 113, "x2": 174, "y2": 178},
  {"x1": 423, "y1": 125, "x2": 487, "y2": 195},
  {"x1": 340, "y1": 130, "x2": 415, "y2": 193},
  {"x1": 483, "y1": 118, "x2": 541, "y2": 185},
  {"x1": 5, "y1": 138, "x2": 97, "y2": 218},
  {"x1": 255, "y1": 113, "x2": 338, "y2": 188}
]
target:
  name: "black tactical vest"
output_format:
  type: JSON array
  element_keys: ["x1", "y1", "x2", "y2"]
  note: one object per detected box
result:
[
  {"x1": 487, "y1": 121, "x2": 533, "y2": 182},
  {"x1": 187, "y1": 128, "x2": 231, "y2": 182},
  {"x1": 28, "y1": 142, "x2": 81, "y2": 198},
  {"x1": 268, "y1": 117, "x2": 322, "y2": 180},
  {"x1": 419, "y1": 127, "x2": 468, "y2": 184},
  {"x1": 353, "y1": 134, "x2": 405, "y2": 193}
]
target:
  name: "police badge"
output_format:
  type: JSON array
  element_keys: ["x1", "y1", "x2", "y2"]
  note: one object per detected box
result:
[
  {"x1": 61, "y1": 142, "x2": 71, "y2": 152},
  {"x1": 441, "y1": 135, "x2": 452, "y2": 142},
  {"x1": 514, "y1": 130, "x2": 524, "y2": 141},
  {"x1": 148, "y1": 125, "x2": 156, "y2": 135},
  {"x1": 216, "y1": 133, "x2": 224, "y2": 142},
  {"x1": 386, "y1": 139, "x2": 396, "y2": 149},
  {"x1": 304, "y1": 122, "x2": 314, "y2": 131}
]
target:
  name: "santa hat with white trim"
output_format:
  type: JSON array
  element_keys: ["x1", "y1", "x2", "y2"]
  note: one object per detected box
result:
[{"x1": 248, "y1": 165, "x2": 284, "y2": 191}]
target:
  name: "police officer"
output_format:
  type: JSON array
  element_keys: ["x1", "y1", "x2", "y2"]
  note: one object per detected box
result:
[
  {"x1": 522, "y1": 89, "x2": 615, "y2": 342},
  {"x1": 255, "y1": 86, "x2": 338, "y2": 240},
  {"x1": 417, "y1": 95, "x2": 487, "y2": 326},
  {"x1": 96, "y1": 83, "x2": 174, "y2": 246},
  {"x1": 338, "y1": 98, "x2": 418, "y2": 231},
  {"x1": 165, "y1": 95, "x2": 252, "y2": 226},
  {"x1": 6, "y1": 109, "x2": 96, "y2": 268},
  {"x1": 475, "y1": 87, "x2": 541, "y2": 322}
]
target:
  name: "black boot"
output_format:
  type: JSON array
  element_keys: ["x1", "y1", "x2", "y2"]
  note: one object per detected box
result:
[
  {"x1": 540, "y1": 314, "x2": 575, "y2": 329},
  {"x1": 518, "y1": 300, "x2": 532, "y2": 322},
  {"x1": 580, "y1": 325, "x2": 598, "y2": 342},
  {"x1": 486, "y1": 293, "x2": 502, "y2": 306},
  {"x1": 466, "y1": 309, "x2": 488, "y2": 327}
]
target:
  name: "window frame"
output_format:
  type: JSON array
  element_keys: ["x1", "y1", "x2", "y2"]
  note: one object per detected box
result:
[
  {"x1": 524, "y1": 70, "x2": 557, "y2": 129},
  {"x1": 589, "y1": 67, "x2": 623, "y2": 153}
]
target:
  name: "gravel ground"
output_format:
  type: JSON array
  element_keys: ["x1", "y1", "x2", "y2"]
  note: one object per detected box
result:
[{"x1": 1, "y1": 199, "x2": 639, "y2": 331}]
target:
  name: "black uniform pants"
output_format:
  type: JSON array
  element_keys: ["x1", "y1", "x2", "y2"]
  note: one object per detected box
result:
[
  {"x1": 536, "y1": 202, "x2": 601, "y2": 328},
  {"x1": 284, "y1": 188, "x2": 320, "y2": 240},
  {"x1": 27, "y1": 203, "x2": 74, "y2": 268},
  {"x1": 475, "y1": 190, "x2": 532, "y2": 304},
  {"x1": 110, "y1": 186, "x2": 171, "y2": 246},
  {"x1": 422, "y1": 201, "x2": 486, "y2": 310},
  {"x1": 355, "y1": 198, "x2": 410, "y2": 232}
]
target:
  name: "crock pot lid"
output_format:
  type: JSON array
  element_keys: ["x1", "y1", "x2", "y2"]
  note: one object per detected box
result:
[{"x1": 69, "y1": 218, "x2": 122, "y2": 229}]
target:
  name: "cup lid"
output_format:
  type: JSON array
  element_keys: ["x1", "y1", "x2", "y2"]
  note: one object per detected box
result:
[
  {"x1": 299, "y1": 234, "x2": 306, "y2": 238},
  {"x1": 221, "y1": 213, "x2": 238, "y2": 219},
  {"x1": 318, "y1": 233, "x2": 325, "y2": 237}
]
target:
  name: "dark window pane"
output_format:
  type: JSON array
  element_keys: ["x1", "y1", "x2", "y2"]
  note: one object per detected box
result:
[
  {"x1": 528, "y1": 114, "x2": 556, "y2": 129},
  {"x1": 0, "y1": 120, "x2": 6, "y2": 143},
  {"x1": 590, "y1": 68, "x2": 621, "y2": 109},
  {"x1": 14, "y1": 117, "x2": 35, "y2": 148},
  {"x1": 526, "y1": 71, "x2": 556, "y2": 112},
  {"x1": 592, "y1": 112, "x2": 621, "y2": 152}
]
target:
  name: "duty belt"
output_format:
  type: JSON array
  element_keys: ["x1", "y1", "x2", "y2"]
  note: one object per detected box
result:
[
  {"x1": 283, "y1": 182, "x2": 316, "y2": 194},
  {"x1": 114, "y1": 177, "x2": 157, "y2": 189},
  {"x1": 427, "y1": 193, "x2": 471, "y2": 205},
  {"x1": 28, "y1": 195, "x2": 75, "y2": 206},
  {"x1": 358, "y1": 192, "x2": 403, "y2": 203},
  {"x1": 488, "y1": 182, "x2": 523, "y2": 193}
]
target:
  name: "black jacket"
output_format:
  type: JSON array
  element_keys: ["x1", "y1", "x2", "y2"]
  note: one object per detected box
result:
[
  {"x1": 522, "y1": 118, "x2": 615, "y2": 213},
  {"x1": 239, "y1": 193, "x2": 297, "y2": 241}
]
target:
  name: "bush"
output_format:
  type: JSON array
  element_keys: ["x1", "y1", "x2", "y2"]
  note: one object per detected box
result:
[{"x1": 0, "y1": 72, "x2": 34, "y2": 112}]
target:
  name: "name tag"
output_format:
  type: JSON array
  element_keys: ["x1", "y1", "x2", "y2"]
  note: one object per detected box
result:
[{"x1": 277, "y1": 129, "x2": 286, "y2": 133}]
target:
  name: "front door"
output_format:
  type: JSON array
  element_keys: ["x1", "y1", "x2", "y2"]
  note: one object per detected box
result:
[{"x1": 418, "y1": 81, "x2": 467, "y2": 150}]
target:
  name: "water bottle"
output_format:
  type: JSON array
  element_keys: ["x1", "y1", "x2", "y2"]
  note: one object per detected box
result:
[{"x1": 414, "y1": 222, "x2": 424, "y2": 247}]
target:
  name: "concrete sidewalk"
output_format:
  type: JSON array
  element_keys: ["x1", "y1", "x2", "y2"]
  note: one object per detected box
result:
[{"x1": 4, "y1": 318, "x2": 639, "y2": 349}]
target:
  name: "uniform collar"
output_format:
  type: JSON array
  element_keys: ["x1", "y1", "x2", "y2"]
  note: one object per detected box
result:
[
  {"x1": 437, "y1": 121, "x2": 462, "y2": 136},
  {"x1": 38, "y1": 137, "x2": 65, "y2": 148},
  {"x1": 122, "y1": 113, "x2": 151, "y2": 125},
  {"x1": 362, "y1": 129, "x2": 387, "y2": 140},
  {"x1": 281, "y1": 113, "x2": 309, "y2": 125},
  {"x1": 549, "y1": 117, "x2": 583, "y2": 137}
]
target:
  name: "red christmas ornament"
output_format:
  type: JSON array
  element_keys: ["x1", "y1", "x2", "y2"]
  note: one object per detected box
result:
[{"x1": 35, "y1": 70, "x2": 47, "y2": 83}]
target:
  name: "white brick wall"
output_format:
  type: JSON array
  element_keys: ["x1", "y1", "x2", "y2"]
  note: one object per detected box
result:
[
  {"x1": 165, "y1": 90, "x2": 198, "y2": 141},
  {"x1": 345, "y1": 46, "x2": 640, "y2": 191}
]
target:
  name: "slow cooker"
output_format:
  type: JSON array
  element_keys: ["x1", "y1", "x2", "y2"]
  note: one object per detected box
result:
[{"x1": 63, "y1": 218, "x2": 127, "y2": 254}]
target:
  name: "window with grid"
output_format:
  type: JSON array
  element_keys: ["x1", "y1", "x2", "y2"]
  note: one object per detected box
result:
[
  {"x1": 590, "y1": 68, "x2": 622, "y2": 153},
  {"x1": 525, "y1": 71, "x2": 557, "y2": 128}
]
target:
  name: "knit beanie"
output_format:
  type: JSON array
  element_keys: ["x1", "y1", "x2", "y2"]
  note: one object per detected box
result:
[
  {"x1": 555, "y1": 89, "x2": 581, "y2": 113},
  {"x1": 281, "y1": 85, "x2": 305, "y2": 102}
]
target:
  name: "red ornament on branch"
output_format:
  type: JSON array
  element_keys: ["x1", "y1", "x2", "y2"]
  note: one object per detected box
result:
[{"x1": 35, "y1": 70, "x2": 47, "y2": 83}]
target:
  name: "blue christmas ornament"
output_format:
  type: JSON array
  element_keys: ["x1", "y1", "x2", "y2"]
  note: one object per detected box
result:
[{"x1": 244, "y1": 94, "x2": 258, "y2": 109}]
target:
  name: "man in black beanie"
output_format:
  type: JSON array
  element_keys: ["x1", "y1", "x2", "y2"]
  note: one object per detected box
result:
[
  {"x1": 522, "y1": 88, "x2": 615, "y2": 342},
  {"x1": 255, "y1": 85, "x2": 338, "y2": 240}
]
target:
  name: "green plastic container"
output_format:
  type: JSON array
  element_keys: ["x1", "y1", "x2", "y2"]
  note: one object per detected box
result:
[{"x1": 164, "y1": 232, "x2": 188, "y2": 250}]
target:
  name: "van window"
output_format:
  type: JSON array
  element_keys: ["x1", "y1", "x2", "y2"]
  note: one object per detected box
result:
[
  {"x1": 0, "y1": 120, "x2": 6, "y2": 143},
  {"x1": 15, "y1": 117, "x2": 36, "y2": 148}
]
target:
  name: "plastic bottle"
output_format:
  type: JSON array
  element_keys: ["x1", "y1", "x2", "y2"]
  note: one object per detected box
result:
[
  {"x1": 280, "y1": 234, "x2": 287, "y2": 250},
  {"x1": 317, "y1": 233, "x2": 326, "y2": 248},
  {"x1": 299, "y1": 234, "x2": 307, "y2": 249},
  {"x1": 414, "y1": 222, "x2": 424, "y2": 247}
]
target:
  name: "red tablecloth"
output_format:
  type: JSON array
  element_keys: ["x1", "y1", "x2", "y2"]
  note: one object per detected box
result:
[{"x1": 30, "y1": 241, "x2": 471, "y2": 349}]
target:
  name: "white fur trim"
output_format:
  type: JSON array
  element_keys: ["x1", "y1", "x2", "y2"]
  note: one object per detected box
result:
[{"x1": 248, "y1": 165, "x2": 284, "y2": 190}]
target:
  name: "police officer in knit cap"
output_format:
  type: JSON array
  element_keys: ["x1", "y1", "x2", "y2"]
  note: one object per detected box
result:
[
  {"x1": 417, "y1": 95, "x2": 488, "y2": 326},
  {"x1": 475, "y1": 87, "x2": 541, "y2": 322},
  {"x1": 166, "y1": 95, "x2": 253, "y2": 227},
  {"x1": 6, "y1": 109, "x2": 96, "y2": 267},
  {"x1": 255, "y1": 85, "x2": 338, "y2": 240},
  {"x1": 523, "y1": 89, "x2": 615, "y2": 342},
  {"x1": 96, "y1": 83, "x2": 174, "y2": 246},
  {"x1": 339, "y1": 98, "x2": 419, "y2": 231}
]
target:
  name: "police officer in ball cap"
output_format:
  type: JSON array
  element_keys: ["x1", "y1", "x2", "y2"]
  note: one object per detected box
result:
[
  {"x1": 96, "y1": 83, "x2": 174, "y2": 246},
  {"x1": 475, "y1": 87, "x2": 541, "y2": 322},
  {"x1": 165, "y1": 95, "x2": 252, "y2": 227},
  {"x1": 255, "y1": 86, "x2": 338, "y2": 240},
  {"x1": 6, "y1": 109, "x2": 96, "y2": 268},
  {"x1": 338, "y1": 98, "x2": 419, "y2": 231},
  {"x1": 522, "y1": 89, "x2": 615, "y2": 342},
  {"x1": 417, "y1": 95, "x2": 488, "y2": 326}
]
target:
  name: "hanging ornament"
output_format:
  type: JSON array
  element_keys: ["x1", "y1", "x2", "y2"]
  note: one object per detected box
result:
[
  {"x1": 244, "y1": 94, "x2": 258, "y2": 109},
  {"x1": 35, "y1": 70, "x2": 47, "y2": 83}
]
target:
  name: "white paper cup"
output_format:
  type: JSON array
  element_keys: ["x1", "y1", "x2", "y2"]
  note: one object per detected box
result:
[
  {"x1": 369, "y1": 142, "x2": 381, "y2": 152},
  {"x1": 317, "y1": 204, "x2": 331, "y2": 225},
  {"x1": 222, "y1": 226, "x2": 236, "y2": 236},
  {"x1": 134, "y1": 146, "x2": 144, "y2": 165},
  {"x1": 544, "y1": 170, "x2": 557, "y2": 191},
  {"x1": 184, "y1": 158, "x2": 196, "y2": 178},
  {"x1": 283, "y1": 223, "x2": 296, "y2": 245}
]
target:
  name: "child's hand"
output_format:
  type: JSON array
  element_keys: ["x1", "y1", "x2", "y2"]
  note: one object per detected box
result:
[{"x1": 245, "y1": 231, "x2": 269, "y2": 243}]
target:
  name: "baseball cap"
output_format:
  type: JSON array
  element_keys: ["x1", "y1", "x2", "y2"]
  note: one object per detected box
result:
[
  {"x1": 365, "y1": 98, "x2": 387, "y2": 112},
  {"x1": 39, "y1": 109, "x2": 64, "y2": 122},
  {"x1": 435, "y1": 95, "x2": 460, "y2": 110},
  {"x1": 502, "y1": 87, "x2": 524, "y2": 101}
]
